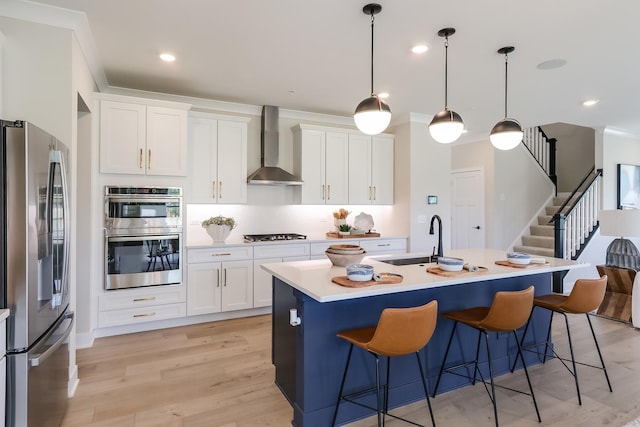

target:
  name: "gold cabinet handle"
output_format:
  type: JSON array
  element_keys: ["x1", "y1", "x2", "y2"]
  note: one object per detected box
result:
[
  {"x1": 373, "y1": 186, "x2": 376, "y2": 201},
  {"x1": 223, "y1": 269, "x2": 227, "y2": 287},
  {"x1": 133, "y1": 312, "x2": 156, "y2": 318},
  {"x1": 212, "y1": 181, "x2": 216, "y2": 198},
  {"x1": 327, "y1": 184, "x2": 331, "y2": 200},
  {"x1": 133, "y1": 297, "x2": 156, "y2": 302},
  {"x1": 139, "y1": 148, "x2": 143, "y2": 169},
  {"x1": 219, "y1": 181, "x2": 223, "y2": 199},
  {"x1": 322, "y1": 185, "x2": 325, "y2": 200},
  {"x1": 368, "y1": 186, "x2": 372, "y2": 200},
  {"x1": 148, "y1": 149, "x2": 151, "y2": 169},
  {"x1": 212, "y1": 252, "x2": 231, "y2": 256},
  {"x1": 216, "y1": 270, "x2": 220, "y2": 288}
]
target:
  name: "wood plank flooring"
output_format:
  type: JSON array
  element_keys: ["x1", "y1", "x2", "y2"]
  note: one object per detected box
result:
[{"x1": 62, "y1": 314, "x2": 640, "y2": 427}]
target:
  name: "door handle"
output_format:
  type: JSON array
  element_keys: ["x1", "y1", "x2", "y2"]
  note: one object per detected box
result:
[
  {"x1": 322, "y1": 185, "x2": 325, "y2": 200},
  {"x1": 327, "y1": 184, "x2": 331, "y2": 200},
  {"x1": 139, "y1": 148, "x2": 143, "y2": 169},
  {"x1": 148, "y1": 149, "x2": 151, "y2": 169},
  {"x1": 212, "y1": 181, "x2": 216, "y2": 198},
  {"x1": 473, "y1": 226, "x2": 481, "y2": 230},
  {"x1": 219, "y1": 181, "x2": 223, "y2": 199},
  {"x1": 29, "y1": 311, "x2": 74, "y2": 367}
]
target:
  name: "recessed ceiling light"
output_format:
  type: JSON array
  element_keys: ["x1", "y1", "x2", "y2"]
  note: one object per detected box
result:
[
  {"x1": 378, "y1": 92, "x2": 390, "y2": 99},
  {"x1": 159, "y1": 53, "x2": 176, "y2": 62},
  {"x1": 536, "y1": 59, "x2": 567, "y2": 70},
  {"x1": 583, "y1": 99, "x2": 599, "y2": 107},
  {"x1": 411, "y1": 44, "x2": 428, "y2": 54}
]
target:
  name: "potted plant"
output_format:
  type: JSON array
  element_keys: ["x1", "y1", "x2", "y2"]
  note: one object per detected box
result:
[
  {"x1": 202, "y1": 215, "x2": 237, "y2": 243},
  {"x1": 338, "y1": 223, "x2": 352, "y2": 236}
]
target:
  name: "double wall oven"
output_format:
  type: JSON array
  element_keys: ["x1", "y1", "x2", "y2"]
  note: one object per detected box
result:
[{"x1": 104, "y1": 186, "x2": 182, "y2": 290}]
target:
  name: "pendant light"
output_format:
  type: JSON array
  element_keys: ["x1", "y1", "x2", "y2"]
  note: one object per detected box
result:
[
  {"x1": 490, "y1": 46, "x2": 523, "y2": 150},
  {"x1": 353, "y1": 3, "x2": 391, "y2": 136},
  {"x1": 429, "y1": 28, "x2": 464, "y2": 144}
]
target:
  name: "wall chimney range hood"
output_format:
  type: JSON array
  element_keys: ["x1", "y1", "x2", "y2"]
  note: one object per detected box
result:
[{"x1": 247, "y1": 105, "x2": 303, "y2": 185}]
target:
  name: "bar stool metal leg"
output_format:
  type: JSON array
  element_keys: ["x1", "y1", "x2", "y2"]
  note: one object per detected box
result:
[
  {"x1": 433, "y1": 322, "x2": 457, "y2": 397},
  {"x1": 586, "y1": 313, "x2": 613, "y2": 393},
  {"x1": 415, "y1": 352, "x2": 437, "y2": 427},
  {"x1": 332, "y1": 344, "x2": 354, "y2": 427}
]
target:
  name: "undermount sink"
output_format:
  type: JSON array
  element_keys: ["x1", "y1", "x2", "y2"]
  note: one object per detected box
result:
[{"x1": 378, "y1": 256, "x2": 437, "y2": 266}]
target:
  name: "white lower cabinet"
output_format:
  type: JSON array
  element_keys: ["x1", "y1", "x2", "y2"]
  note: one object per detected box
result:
[
  {"x1": 187, "y1": 246, "x2": 253, "y2": 315},
  {"x1": 97, "y1": 284, "x2": 186, "y2": 328},
  {"x1": 253, "y1": 243, "x2": 310, "y2": 307}
]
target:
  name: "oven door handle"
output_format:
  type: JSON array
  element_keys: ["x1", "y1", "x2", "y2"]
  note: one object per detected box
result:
[
  {"x1": 107, "y1": 234, "x2": 179, "y2": 243},
  {"x1": 106, "y1": 197, "x2": 181, "y2": 204}
]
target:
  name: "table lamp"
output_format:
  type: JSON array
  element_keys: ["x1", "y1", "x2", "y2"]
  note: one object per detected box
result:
[{"x1": 599, "y1": 209, "x2": 640, "y2": 270}]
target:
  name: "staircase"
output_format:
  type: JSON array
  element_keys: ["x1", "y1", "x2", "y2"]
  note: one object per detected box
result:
[{"x1": 512, "y1": 192, "x2": 577, "y2": 257}]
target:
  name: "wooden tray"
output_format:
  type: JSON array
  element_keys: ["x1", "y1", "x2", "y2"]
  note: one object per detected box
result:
[
  {"x1": 495, "y1": 260, "x2": 550, "y2": 269},
  {"x1": 326, "y1": 232, "x2": 381, "y2": 239},
  {"x1": 332, "y1": 273, "x2": 402, "y2": 288},
  {"x1": 426, "y1": 266, "x2": 488, "y2": 277}
]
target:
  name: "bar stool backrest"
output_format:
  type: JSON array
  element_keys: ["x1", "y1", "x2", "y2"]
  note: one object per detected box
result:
[
  {"x1": 366, "y1": 300, "x2": 438, "y2": 357},
  {"x1": 479, "y1": 286, "x2": 534, "y2": 332},
  {"x1": 560, "y1": 275, "x2": 608, "y2": 314}
]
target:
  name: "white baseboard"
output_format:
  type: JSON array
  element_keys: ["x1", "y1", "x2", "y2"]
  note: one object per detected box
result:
[{"x1": 75, "y1": 332, "x2": 95, "y2": 349}]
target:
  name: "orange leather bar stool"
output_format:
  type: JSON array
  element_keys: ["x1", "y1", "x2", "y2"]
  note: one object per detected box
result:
[
  {"x1": 514, "y1": 276, "x2": 612, "y2": 405},
  {"x1": 331, "y1": 300, "x2": 438, "y2": 427},
  {"x1": 432, "y1": 286, "x2": 540, "y2": 427}
]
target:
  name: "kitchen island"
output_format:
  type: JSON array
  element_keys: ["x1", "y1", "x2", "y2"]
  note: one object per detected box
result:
[{"x1": 263, "y1": 248, "x2": 587, "y2": 427}]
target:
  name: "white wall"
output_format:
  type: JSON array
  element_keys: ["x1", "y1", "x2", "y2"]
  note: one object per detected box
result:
[
  {"x1": 0, "y1": 17, "x2": 71, "y2": 140},
  {"x1": 542, "y1": 123, "x2": 595, "y2": 193}
]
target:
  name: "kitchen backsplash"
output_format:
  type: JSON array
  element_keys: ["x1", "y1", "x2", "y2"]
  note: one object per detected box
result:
[{"x1": 186, "y1": 204, "x2": 397, "y2": 246}]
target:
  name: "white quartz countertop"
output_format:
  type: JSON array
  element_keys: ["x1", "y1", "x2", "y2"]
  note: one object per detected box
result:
[
  {"x1": 261, "y1": 248, "x2": 588, "y2": 302},
  {"x1": 186, "y1": 235, "x2": 407, "y2": 249}
]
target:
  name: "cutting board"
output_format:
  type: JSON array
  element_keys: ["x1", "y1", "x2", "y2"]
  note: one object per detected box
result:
[
  {"x1": 332, "y1": 273, "x2": 402, "y2": 288},
  {"x1": 495, "y1": 260, "x2": 550, "y2": 269},
  {"x1": 426, "y1": 266, "x2": 488, "y2": 277},
  {"x1": 326, "y1": 232, "x2": 381, "y2": 239}
]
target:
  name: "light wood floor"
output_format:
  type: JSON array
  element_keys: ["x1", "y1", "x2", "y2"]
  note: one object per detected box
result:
[{"x1": 62, "y1": 314, "x2": 640, "y2": 427}]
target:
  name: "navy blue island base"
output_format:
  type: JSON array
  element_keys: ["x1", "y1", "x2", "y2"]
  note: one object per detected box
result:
[{"x1": 272, "y1": 272, "x2": 554, "y2": 427}]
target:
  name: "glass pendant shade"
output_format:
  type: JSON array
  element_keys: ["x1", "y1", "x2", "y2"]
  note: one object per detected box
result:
[
  {"x1": 354, "y1": 95, "x2": 391, "y2": 135},
  {"x1": 490, "y1": 118, "x2": 523, "y2": 150},
  {"x1": 429, "y1": 109, "x2": 464, "y2": 144}
]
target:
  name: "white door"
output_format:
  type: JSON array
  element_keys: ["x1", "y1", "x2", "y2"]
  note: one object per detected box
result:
[{"x1": 451, "y1": 169, "x2": 485, "y2": 249}]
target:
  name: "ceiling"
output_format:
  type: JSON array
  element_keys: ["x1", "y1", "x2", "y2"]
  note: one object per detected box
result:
[{"x1": 19, "y1": 0, "x2": 640, "y2": 140}]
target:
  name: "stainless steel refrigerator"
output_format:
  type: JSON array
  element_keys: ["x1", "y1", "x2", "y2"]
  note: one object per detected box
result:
[{"x1": 1, "y1": 120, "x2": 74, "y2": 427}]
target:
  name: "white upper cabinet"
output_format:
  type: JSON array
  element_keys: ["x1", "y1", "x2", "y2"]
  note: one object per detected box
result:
[
  {"x1": 348, "y1": 133, "x2": 394, "y2": 205},
  {"x1": 294, "y1": 124, "x2": 348, "y2": 205},
  {"x1": 98, "y1": 94, "x2": 190, "y2": 176},
  {"x1": 187, "y1": 112, "x2": 249, "y2": 204}
]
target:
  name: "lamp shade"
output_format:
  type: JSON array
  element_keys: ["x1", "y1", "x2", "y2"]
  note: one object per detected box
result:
[
  {"x1": 354, "y1": 95, "x2": 391, "y2": 135},
  {"x1": 599, "y1": 209, "x2": 640, "y2": 237},
  {"x1": 490, "y1": 118, "x2": 523, "y2": 150},
  {"x1": 429, "y1": 109, "x2": 464, "y2": 143}
]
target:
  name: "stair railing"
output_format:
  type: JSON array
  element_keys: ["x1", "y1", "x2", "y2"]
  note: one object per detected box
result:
[
  {"x1": 551, "y1": 167, "x2": 602, "y2": 261},
  {"x1": 523, "y1": 126, "x2": 557, "y2": 190}
]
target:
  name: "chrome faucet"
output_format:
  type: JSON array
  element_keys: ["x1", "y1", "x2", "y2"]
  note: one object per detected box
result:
[{"x1": 429, "y1": 215, "x2": 443, "y2": 258}]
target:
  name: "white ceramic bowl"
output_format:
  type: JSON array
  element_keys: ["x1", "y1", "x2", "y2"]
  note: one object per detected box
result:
[
  {"x1": 346, "y1": 264, "x2": 374, "y2": 281},
  {"x1": 507, "y1": 252, "x2": 531, "y2": 265},
  {"x1": 326, "y1": 250, "x2": 366, "y2": 267},
  {"x1": 438, "y1": 256, "x2": 464, "y2": 272}
]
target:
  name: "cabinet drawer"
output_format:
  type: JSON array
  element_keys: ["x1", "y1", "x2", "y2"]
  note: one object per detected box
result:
[
  {"x1": 99, "y1": 284, "x2": 186, "y2": 311},
  {"x1": 188, "y1": 246, "x2": 253, "y2": 263},
  {"x1": 254, "y1": 243, "x2": 310, "y2": 259},
  {"x1": 98, "y1": 303, "x2": 186, "y2": 328},
  {"x1": 358, "y1": 238, "x2": 407, "y2": 254}
]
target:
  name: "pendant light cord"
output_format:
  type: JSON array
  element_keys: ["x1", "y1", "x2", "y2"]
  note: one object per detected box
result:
[
  {"x1": 444, "y1": 35, "x2": 449, "y2": 109},
  {"x1": 370, "y1": 12, "x2": 375, "y2": 96},
  {"x1": 504, "y1": 51, "x2": 509, "y2": 118}
]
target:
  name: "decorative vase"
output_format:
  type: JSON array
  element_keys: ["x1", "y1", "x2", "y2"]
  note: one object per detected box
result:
[
  {"x1": 334, "y1": 218, "x2": 346, "y2": 231},
  {"x1": 338, "y1": 231, "x2": 350, "y2": 236},
  {"x1": 206, "y1": 224, "x2": 232, "y2": 243}
]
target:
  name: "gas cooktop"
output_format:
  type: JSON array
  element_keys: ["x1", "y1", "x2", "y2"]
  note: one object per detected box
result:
[{"x1": 243, "y1": 233, "x2": 307, "y2": 242}]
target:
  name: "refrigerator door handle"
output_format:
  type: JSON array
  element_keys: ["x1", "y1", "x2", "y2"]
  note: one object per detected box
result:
[{"x1": 29, "y1": 311, "x2": 74, "y2": 367}]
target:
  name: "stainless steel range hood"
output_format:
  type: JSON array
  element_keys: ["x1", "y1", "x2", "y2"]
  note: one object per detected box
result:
[{"x1": 247, "y1": 105, "x2": 303, "y2": 185}]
